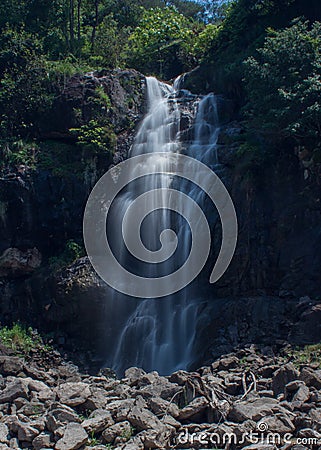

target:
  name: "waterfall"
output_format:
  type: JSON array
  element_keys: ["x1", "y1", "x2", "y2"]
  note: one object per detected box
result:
[{"x1": 104, "y1": 76, "x2": 221, "y2": 375}]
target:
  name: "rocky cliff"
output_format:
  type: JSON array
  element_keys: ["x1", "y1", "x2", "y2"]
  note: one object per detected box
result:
[{"x1": 0, "y1": 69, "x2": 320, "y2": 371}]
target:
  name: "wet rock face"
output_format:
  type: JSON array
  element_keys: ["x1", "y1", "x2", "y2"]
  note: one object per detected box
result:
[
  {"x1": 0, "y1": 347, "x2": 320, "y2": 449},
  {"x1": 40, "y1": 69, "x2": 145, "y2": 139},
  {"x1": 0, "y1": 74, "x2": 321, "y2": 369},
  {"x1": 0, "y1": 248, "x2": 41, "y2": 278}
]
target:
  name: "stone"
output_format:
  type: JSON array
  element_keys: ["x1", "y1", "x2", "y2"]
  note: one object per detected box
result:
[
  {"x1": 300, "y1": 367, "x2": 321, "y2": 389},
  {"x1": 168, "y1": 370, "x2": 190, "y2": 385},
  {"x1": 297, "y1": 428, "x2": 321, "y2": 440},
  {"x1": 127, "y1": 406, "x2": 164, "y2": 432},
  {"x1": 16, "y1": 422, "x2": 40, "y2": 442},
  {"x1": 105, "y1": 399, "x2": 136, "y2": 421},
  {"x1": 257, "y1": 415, "x2": 295, "y2": 434},
  {"x1": 139, "y1": 426, "x2": 173, "y2": 449},
  {"x1": 83, "y1": 387, "x2": 108, "y2": 410},
  {"x1": 0, "y1": 423, "x2": 8, "y2": 443},
  {"x1": 55, "y1": 423, "x2": 88, "y2": 450},
  {"x1": 286, "y1": 380, "x2": 305, "y2": 392},
  {"x1": 137, "y1": 377, "x2": 181, "y2": 400},
  {"x1": 32, "y1": 432, "x2": 52, "y2": 450},
  {"x1": 102, "y1": 421, "x2": 132, "y2": 444},
  {"x1": 178, "y1": 397, "x2": 208, "y2": 421},
  {"x1": 56, "y1": 382, "x2": 91, "y2": 407},
  {"x1": 46, "y1": 407, "x2": 81, "y2": 432},
  {"x1": 212, "y1": 356, "x2": 239, "y2": 370},
  {"x1": 148, "y1": 397, "x2": 179, "y2": 418},
  {"x1": 0, "y1": 379, "x2": 28, "y2": 403},
  {"x1": 0, "y1": 357, "x2": 24, "y2": 376},
  {"x1": 228, "y1": 398, "x2": 279, "y2": 423},
  {"x1": 0, "y1": 247, "x2": 41, "y2": 277},
  {"x1": 81, "y1": 410, "x2": 113, "y2": 433},
  {"x1": 272, "y1": 364, "x2": 299, "y2": 396},
  {"x1": 119, "y1": 435, "x2": 144, "y2": 450},
  {"x1": 124, "y1": 367, "x2": 146, "y2": 385},
  {"x1": 292, "y1": 385, "x2": 310, "y2": 404}
]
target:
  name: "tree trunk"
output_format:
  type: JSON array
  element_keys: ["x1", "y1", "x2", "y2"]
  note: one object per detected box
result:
[
  {"x1": 69, "y1": 0, "x2": 75, "y2": 51},
  {"x1": 91, "y1": 0, "x2": 99, "y2": 50},
  {"x1": 77, "y1": 0, "x2": 82, "y2": 42}
]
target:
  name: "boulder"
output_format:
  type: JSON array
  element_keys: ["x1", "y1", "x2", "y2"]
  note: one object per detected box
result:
[
  {"x1": 0, "y1": 357, "x2": 24, "y2": 376},
  {"x1": 0, "y1": 423, "x2": 8, "y2": 444},
  {"x1": 0, "y1": 379, "x2": 28, "y2": 403},
  {"x1": 0, "y1": 247, "x2": 41, "y2": 277},
  {"x1": 228, "y1": 398, "x2": 279, "y2": 423},
  {"x1": 32, "y1": 432, "x2": 53, "y2": 450},
  {"x1": 272, "y1": 364, "x2": 299, "y2": 396},
  {"x1": 178, "y1": 396, "x2": 209, "y2": 421},
  {"x1": 257, "y1": 415, "x2": 295, "y2": 434},
  {"x1": 55, "y1": 423, "x2": 88, "y2": 450},
  {"x1": 300, "y1": 367, "x2": 321, "y2": 389},
  {"x1": 102, "y1": 421, "x2": 132, "y2": 444},
  {"x1": 127, "y1": 406, "x2": 164, "y2": 432},
  {"x1": 148, "y1": 397, "x2": 179, "y2": 418},
  {"x1": 46, "y1": 407, "x2": 81, "y2": 432},
  {"x1": 292, "y1": 385, "x2": 310, "y2": 404},
  {"x1": 81, "y1": 410, "x2": 113, "y2": 433},
  {"x1": 124, "y1": 367, "x2": 146, "y2": 386},
  {"x1": 56, "y1": 382, "x2": 91, "y2": 407},
  {"x1": 17, "y1": 422, "x2": 40, "y2": 443}
]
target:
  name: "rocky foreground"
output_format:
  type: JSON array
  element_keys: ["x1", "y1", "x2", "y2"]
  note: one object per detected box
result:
[{"x1": 0, "y1": 346, "x2": 320, "y2": 450}]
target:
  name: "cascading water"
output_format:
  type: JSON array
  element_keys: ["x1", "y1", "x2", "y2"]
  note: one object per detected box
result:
[{"x1": 104, "y1": 76, "x2": 221, "y2": 375}]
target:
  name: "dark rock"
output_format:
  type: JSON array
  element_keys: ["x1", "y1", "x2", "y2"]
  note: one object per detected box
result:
[
  {"x1": 101, "y1": 421, "x2": 132, "y2": 444},
  {"x1": 272, "y1": 364, "x2": 299, "y2": 396},
  {"x1": 55, "y1": 423, "x2": 88, "y2": 450},
  {"x1": 0, "y1": 356, "x2": 25, "y2": 376},
  {"x1": 0, "y1": 247, "x2": 41, "y2": 278},
  {"x1": 178, "y1": 397, "x2": 209, "y2": 421},
  {"x1": 0, "y1": 379, "x2": 28, "y2": 403},
  {"x1": 55, "y1": 382, "x2": 91, "y2": 407},
  {"x1": 300, "y1": 367, "x2": 321, "y2": 389},
  {"x1": 81, "y1": 409, "x2": 113, "y2": 433}
]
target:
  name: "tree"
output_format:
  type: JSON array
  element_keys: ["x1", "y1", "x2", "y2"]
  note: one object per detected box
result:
[
  {"x1": 0, "y1": 28, "x2": 53, "y2": 137},
  {"x1": 127, "y1": 6, "x2": 195, "y2": 78},
  {"x1": 243, "y1": 19, "x2": 321, "y2": 145}
]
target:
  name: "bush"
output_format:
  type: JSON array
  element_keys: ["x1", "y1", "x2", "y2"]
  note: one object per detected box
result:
[
  {"x1": 0, "y1": 323, "x2": 42, "y2": 353},
  {"x1": 243, "y1": 19, "x2": 321, "y2": 146},
  {"x1": 70, "y1": 120, "x2": 116, "y2": 154},
  {"x1": 49, "y1": 239, "x2": 84, "y2": 271}
]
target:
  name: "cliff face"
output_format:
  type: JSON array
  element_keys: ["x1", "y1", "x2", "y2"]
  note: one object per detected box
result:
[{"x1": 0, "y1": 69, "x2": 320, "y2": 369}]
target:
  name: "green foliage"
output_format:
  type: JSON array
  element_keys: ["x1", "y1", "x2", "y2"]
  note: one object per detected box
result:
[
  {"x1": 192, "y1": 23, "x2": 222, "y2": 58},
  {"x1": 289, "y1": 344, "x2": 321, "y2": 368},
  {"x1": 38, "y1": 141, "x2": 84, "y2": 177},
  {"x1": 89, "y1": 14, "x2": 130, "y2": 68},
  {"x1": 243, "y1": 19, "x2": 321, "y2": 145},
  {"x1": 49, "y1": 239, "x2": 84, "y2": 271},
  {"x1": 0, "y1": 140, "x2": 39, "y2": 169},
  {"x1": 0, "y1": 323, "x2": 42, "y2": 353},
  {"x1": 0, "y1": 28, "x2": 54, "y2": 138},
  {"x1": 70, "y1": 120, "x2": 116, "y2": 153},
  {"x1": 127, "y1": 6, "x2": 197, "y2": 78}
]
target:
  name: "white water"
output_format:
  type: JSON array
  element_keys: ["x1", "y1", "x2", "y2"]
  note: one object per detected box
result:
[{"x1": 105, "y1": 77, "x2": 220, "y2": 375}]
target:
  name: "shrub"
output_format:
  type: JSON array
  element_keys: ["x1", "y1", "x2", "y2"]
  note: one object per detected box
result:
[{"x1": 0, "y1": 323, "x2": 42, "y2": 353}]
